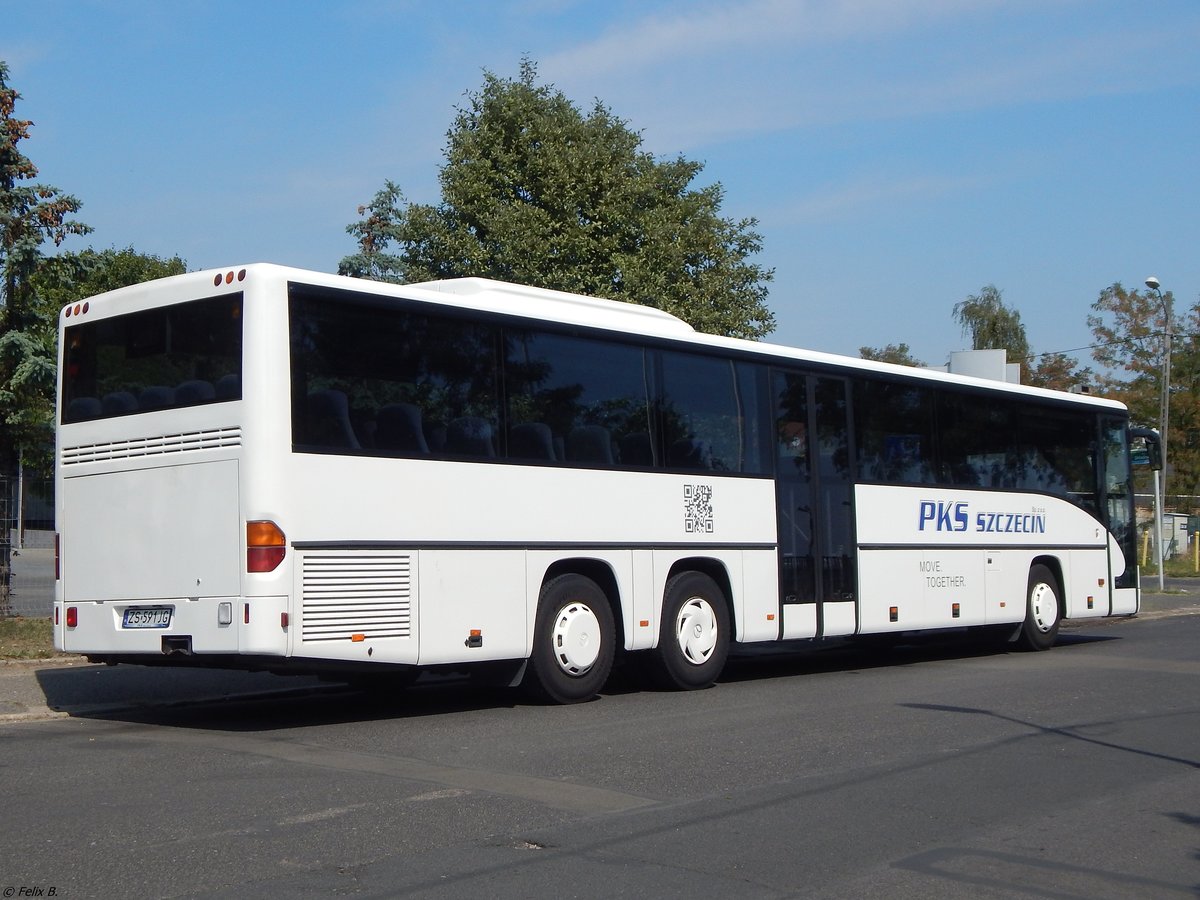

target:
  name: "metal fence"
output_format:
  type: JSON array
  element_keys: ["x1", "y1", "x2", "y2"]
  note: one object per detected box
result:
[
  {"x1": 1, "y1": 475, "x2": 55, "y2": 618},
  {"x1": 0, "y1": 476, "x2": 10, "y2": 616}
]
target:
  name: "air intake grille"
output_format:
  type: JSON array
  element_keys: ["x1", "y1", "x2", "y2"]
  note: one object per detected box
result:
[
  {"x1": 61, "y1": 427, "x2": 242, "y2": 465},
  {"x1": 301, "y1": 551, "x2": 413, "y2": 642}
]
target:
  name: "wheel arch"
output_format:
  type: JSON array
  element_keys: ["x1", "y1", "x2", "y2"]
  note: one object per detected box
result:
[
  {"x1": 540, "y1": 557, "x2": 625, "y2": 651},
  {"x1": 1030, "y1": 554, "x2": 1066, "y2": 617},
  {"x1": 665, "y1": 557, "x2": 737, "y2": 642}
]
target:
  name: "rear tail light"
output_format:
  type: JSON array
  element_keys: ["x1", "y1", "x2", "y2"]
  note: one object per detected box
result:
[
  {"x1": 55, "y1": 533, "x2": 60, "y2": 581},
  {"x1": 246, "y1": 520, "x2": 286, "y2": 573},
  {"x1": 66, "y1": 606, "x2": 78, "y2": 628}
]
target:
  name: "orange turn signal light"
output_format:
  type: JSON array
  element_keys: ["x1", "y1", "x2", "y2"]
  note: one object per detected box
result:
[{"x1": 246, "y1": 520, "x2": 286, "y2": 573}]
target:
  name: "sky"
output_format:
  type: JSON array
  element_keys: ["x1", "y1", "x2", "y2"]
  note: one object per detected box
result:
[{"x1": 3, "y1": 0, "x2": 1199, "y2": 366}]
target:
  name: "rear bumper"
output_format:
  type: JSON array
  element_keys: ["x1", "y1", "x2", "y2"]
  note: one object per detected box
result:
[{"x1": 54, "y1": 596, "x2": 289, "y2": 656}]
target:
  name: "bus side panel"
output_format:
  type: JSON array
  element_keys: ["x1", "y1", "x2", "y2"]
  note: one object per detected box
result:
[
  {"x1": 858, "y1": 549, "x2": 924, "y2": 633},
  {"x1": 856, "y1": 484, "x2": 1115, "y2": 630},
  {"x1": 418, "y1": 550, "x2": 527, "y2": 666},
  {"x1": 984, "y1": 551, "x2": 1028, "y2": 626},
  {"x1": 738, "y1": 549, "x2": 780, "y2": 643},
  {"x1": 1111, "y1": 587, "x2": 1138, "y2": 615},
  {"x1": 1063, "y1": 548, "x2": 1110, "y2": 619}
]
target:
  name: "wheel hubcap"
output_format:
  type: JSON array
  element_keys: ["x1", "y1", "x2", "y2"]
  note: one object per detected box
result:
[
  {"x1": 676, "y1": 597, "x2": 718, "y2": 665},
  {"x1": 552, "y1": 602, "x2": 602, "y2": 676},
  {"x1": 1030, "y1": 582, "x2": 1059, "y2": 633}
]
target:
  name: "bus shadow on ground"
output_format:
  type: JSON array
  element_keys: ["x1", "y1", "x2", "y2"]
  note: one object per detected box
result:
[
  {"x1": 36, "y1": 629, "x2": 1120, "y2": 734},
  {"x1": 717, "y1": 628, "x2": 1118, "y2": 684}
]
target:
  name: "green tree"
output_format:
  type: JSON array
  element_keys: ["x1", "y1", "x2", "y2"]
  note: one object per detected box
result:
[
  {"x1": 1026, "y1": 352, "x2": 1093, "y2": 393},
  {"x1": 10, "y1": 248, "x2": 187, "y2": 478},
  {"x1": 341, "y1": 60, "x2": 775, "y2": 339},
  {"x1": 952, "y1": 284, "x2": 1090, "y2": 390},
  {"x1": 0, "y1": 60, "x2": 91, "y2": 475},
  {"x1": 1088, "y1": 281, "x2": 1200, "y2": 508},
  {"x1": 953, "y1": 284, "x2": 1031, "y2": 375},
  {"x1": 1167, "y1": 309, "x2": 1200, "y2": 509},
  {"x1": 859, "y1": 342, "x2": 925, "y2": 366},
  {"x1": 33, "y1": 247, "x2": 186, "y2": 307},
  {"x1": 1087, "y1": 282, "x2": 1170, "y2": 427}
]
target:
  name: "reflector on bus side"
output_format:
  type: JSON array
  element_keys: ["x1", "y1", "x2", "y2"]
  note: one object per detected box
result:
[{"x1": 246, "y1": 520, "x2": 286, "y2": 573}]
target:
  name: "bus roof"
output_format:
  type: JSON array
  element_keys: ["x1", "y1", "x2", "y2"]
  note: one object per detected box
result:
[{"x1": 72, "y1": 263, "x2": 1128, "y2": 414}]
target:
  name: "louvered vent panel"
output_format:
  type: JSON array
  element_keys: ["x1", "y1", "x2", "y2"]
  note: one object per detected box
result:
[
  {"x1": 301, "y1": 551, "x2": 413, "y2": 641},
  {"x1": 61, "y1": 427, "x2": 242, "y2": 465}
]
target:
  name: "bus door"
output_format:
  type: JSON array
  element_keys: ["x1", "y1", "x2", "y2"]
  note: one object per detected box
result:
[{"x1": 774, "y1": 371, "x2": 857, "y2": 639}]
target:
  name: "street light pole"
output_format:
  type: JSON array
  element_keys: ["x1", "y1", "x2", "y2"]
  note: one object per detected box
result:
[{"x1": 1146, "y1": 276, "x2": 1171, "y2": 591}]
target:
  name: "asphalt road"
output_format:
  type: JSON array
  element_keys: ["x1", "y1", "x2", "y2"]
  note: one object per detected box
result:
[{"x1": 2, "y1": 598, "x2": 1199, "y2": 899}]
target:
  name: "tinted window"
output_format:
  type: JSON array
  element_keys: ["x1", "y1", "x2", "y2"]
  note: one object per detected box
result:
[
  {"x1": 660, "y1": 351, "x2": 767, "y2": 473},
  {"x1": 1017, "y1": 407, "x2": 1097, "y2": 510},
  {"x1": 937, "y1": 391, "x2": 1020, "y2": 487},
  {"x1": 504, "y1": 331, "x2": 652, "y2": 466},
  {"x1": 290, "y1": 286, "x2": 499, "y2": 457},
  {"x1": 935, "y1": 388, "x2": 1098, "y2": 510},
  {"x1": 854, "y1": 379, "x2": 936, "y2": 483},
  {"x1": 61, "y1": 293, "x2": 243, "y2": 423}
]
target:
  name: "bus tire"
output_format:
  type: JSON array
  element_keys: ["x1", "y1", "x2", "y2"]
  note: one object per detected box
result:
[
  {"x1": 650, "y1": 572, "x2": 730, "y2": 690},
  {"x1": 525, "y1": 574, "x2": 615, "y2": 704},
  {"x1": 1018, "y1": 564, "x2": 1061, "y2": 651}
]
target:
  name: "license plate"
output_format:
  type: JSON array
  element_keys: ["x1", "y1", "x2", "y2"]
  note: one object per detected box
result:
[{"x1": 122, "y1": 607, "x2": 173, "y2": 629}]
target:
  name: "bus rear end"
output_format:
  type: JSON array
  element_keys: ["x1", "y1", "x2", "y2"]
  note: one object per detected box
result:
[{"x1": 54, "y1": 268, "x2": 275, "y2": 664}]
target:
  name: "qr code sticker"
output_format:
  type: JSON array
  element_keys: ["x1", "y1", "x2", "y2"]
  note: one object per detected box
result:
[{"x1": 684, "y1": 484, "x2": 714, "y2": 533}]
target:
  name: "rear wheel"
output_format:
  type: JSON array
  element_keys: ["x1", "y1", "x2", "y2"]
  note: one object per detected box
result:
[
  {"x1": 650, "y1": 572, "x2": 730, "y2": 690},
  {"x1": 525, "y1": 574, "x2": 615, "y2": 704},
  {"x1": 1018, "y1": 564, "x2": 1061, "y2": 651}
]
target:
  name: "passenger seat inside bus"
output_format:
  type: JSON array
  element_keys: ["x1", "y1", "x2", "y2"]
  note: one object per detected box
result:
[
  {"x1": 101, "y1": 391, "x2": 138, "y2": 416},
  {"x1": 306, "y1": 389, "x2": 361, "y2": 450},
  {"x1": 138, "y1": 385, "x2": 176, "y2": 411},
  {"x1": 376, "y1": 403, "x2": 430, "y2": 454},
  {"x1": 67, "y1": 397, "x2": 102, "y2": 421},
  {"x1": 566, "y1": 425, "x2": 614, "y2": 465},
  {"x1": 508, "y1": 422, "x2": 556, "y2": 461},
  {"x1": 215, "y1": 373, "x2": 240, "y2": 400},
  {"x1": 446, "y1": 416, "x2": 495, "y2": 457}
]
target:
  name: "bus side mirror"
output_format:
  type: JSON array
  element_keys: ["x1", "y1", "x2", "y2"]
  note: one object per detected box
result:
[{"x1": 1129, "y1": 428, "x2": 1162, "y2": 470}]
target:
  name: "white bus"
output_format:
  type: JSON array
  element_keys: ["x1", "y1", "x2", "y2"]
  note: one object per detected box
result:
[{"x1": 54, "y1": 264, "x2": 1148, "y2": 702}]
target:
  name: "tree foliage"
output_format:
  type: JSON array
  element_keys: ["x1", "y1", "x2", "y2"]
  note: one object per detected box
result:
[
  {"x1": 11, "y1": 248, "x2": 186, "y2": 478},
  {"x1": 1088, "y1": 281, "x2": 1200, "y2": 506},
  {"x1": 0, "y1": 60, "x2": 91, "y2": 474},
  {"x1": 951, "y1": 284, "x2": 1090, "y2": 391},
  {"x1": 341, "y1": 60, "x2": 775, "y2": 339},
  {"x1": 1025, "y1": 351, "x2": 1093, "y2": 393},
  {"x1": 859, "y1": 342, "x2": 925, "y2": 367},
  {"x1": 1087, "y1": 282, "x2": 1170, "y2": 422},
  {"x1": 953, "y1": 285, "x2": 1030, "y2": 370}
]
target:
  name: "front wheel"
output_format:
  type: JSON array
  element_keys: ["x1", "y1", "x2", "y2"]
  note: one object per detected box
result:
[
  {"x1": 1017, "y1": 564, "x2": 1061, "y2": 651},
  {"x1": 524, "y1": 574, "x2": 615, "y2": 704},
  {"x1": 650, "y1": 572, "x2": 730, "y2": 690}
]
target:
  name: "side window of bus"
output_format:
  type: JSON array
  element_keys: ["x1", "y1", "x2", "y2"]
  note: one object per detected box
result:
[
  {"x1": 290, "y1": 290, "x2": 500, "y2": 457},
  {"x1": 503, "y1": 330, "x2": 652, "y2": 467},
  {"x1": 1017, "y1": 408, "x2": 1097, "y2": 510},
  {"x1": 937, "y1": 390, "x2": 1020, "y2": 487},
  {"x1": 660, "y1": 351, "x2": 767, "y2": 474},
  {"x1": 853, "y1": 378, "x2": 936, "y2": 484}
]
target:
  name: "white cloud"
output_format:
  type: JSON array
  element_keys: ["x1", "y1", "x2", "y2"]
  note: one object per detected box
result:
[
  {"x1": 544, "y1": 0, "x2": 1017, "y2": 78},
  {"x1": 775, "y1": 172, "x2": 985, "y2": 224},
  {"x1": 539, "y1": 0, "x2": 1198, "y2": 153}
]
